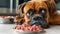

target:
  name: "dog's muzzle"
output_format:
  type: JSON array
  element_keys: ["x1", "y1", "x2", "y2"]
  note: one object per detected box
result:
[
  {"x1": 29, "y1": 15, "x2": 47, "y2": 28},
  {"x1": 33, "y1": 16, "x2": 41, "y2": 21}
]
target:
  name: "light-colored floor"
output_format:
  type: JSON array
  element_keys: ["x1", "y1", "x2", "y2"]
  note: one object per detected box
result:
[
  {"x1": 43, "y1": 25, "x2": 60, "y2": 34},
  {"x1": 0, "y1": 24, "x2": 60, "y2": 34}
]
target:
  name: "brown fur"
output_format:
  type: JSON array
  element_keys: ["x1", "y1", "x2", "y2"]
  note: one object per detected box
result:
[{"x1": 16, "y1": 0, "x2": 60, "y2": 25}]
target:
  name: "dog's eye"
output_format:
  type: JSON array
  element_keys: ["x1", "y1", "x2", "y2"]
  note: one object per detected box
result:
[
  {"x1": 39, "y1": 8, "x2": 46, "y2": 16},
  {"x1": 26, "y1": 9, "x2": 34, "y2": 17},
  {"x1": 41, "y1": 10, "x2": 45, "y2": 14},
  {"x1": 39, "y1": 8, "x2": 46, "y2": 14}
]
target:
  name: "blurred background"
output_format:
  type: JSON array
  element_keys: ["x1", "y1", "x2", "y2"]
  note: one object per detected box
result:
[
  {"x1": 0, "y1": 0, "x2": 60, "y2": 24},
  {"x1": 55, "y1": 0, "x2": 60, "y2": 10},
  {"x1": 0, "y1": 0, "x2": 60, "y2": 34}
]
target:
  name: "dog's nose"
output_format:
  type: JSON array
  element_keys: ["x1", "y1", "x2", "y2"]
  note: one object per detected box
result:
[{"x1": 33, "y1": 16, "x2": 42, "y2": 21}]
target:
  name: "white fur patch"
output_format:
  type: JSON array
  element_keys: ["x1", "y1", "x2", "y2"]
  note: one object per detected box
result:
[{"x1": 57, "y1": 10, "x2": 60, "y2": 14}]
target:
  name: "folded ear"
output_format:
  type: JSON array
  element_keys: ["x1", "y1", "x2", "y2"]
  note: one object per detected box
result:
[
  {"x1": 48, "y1": 0, "x2": 57, "y2": 11},
  {"x1": 16, "y1": 2, "x2": 26, "y2": 17},
  {"x1": 44, "y1": 0, "x2": 57, "y2": 16},
  {"x1": 15, "y1": 15, "x2": 25, "y2": 25}
]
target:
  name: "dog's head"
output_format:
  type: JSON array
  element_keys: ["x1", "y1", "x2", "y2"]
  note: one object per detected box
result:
[{"x1": 16, "y1": 0, "x2": 57, "y2": 28}]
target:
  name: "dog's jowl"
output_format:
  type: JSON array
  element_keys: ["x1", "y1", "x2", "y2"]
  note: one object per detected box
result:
[{"x1": 16, "y1": 0, "x2": 60, "y2": 28}]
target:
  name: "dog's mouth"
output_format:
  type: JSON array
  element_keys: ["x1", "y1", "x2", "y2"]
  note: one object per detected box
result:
[{"x1": 28, "y1": 15, "x2": 47, "y2": 28}]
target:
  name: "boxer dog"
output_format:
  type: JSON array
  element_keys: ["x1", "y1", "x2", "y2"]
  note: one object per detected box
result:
[{"x1": 16, "y1": 0, "x2": 60, "y2": 28}]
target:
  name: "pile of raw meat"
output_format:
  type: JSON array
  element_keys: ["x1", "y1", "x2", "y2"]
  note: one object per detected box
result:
[{"x1": 14, "y1": 23, "x2": 42, "y2": 31}]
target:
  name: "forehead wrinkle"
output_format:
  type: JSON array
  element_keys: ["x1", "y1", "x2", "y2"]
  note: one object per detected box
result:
[
  {"x1": 24, "y1": 2, "x2": 34, "y2": 14},
  {"x1": 34, "y1": 2, "x2": 41, "y2": 13},
  {"x1": 34, "y1": 1, "x2": 48, "y2": 14},
  {"x1": 41, "y1": 2, "x2": 48, "y2": 9},
  {"x1": 39, "y1": 2, "x2": 48, "y2": 11}
]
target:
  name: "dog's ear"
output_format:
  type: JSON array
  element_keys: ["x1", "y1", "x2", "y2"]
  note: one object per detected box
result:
[
  {"x1": 44, "y1": 0, "x2": 57, "y2": 16},
  {"x1": 48, "y1": 0, "x2": 57, "y2": 11},
  {"x1": 15, "y1": 15, "x2": 25, "y2": 25},
  {"x1": 16, "y1": 2, "x2": 26, "y2": 17}
]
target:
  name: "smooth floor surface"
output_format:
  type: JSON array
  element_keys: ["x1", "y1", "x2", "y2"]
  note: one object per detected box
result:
[{"x1": 0, "y1": 24, "x2": 60, "y2": 34}]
